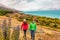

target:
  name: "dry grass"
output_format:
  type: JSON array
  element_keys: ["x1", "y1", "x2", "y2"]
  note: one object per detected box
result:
[{"x1": 0, "y1": 16, "x2": 60, "y2": 40}]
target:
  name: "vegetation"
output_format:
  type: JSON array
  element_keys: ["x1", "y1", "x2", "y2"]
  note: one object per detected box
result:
[
  {"x1": 0, "y1": 10, "x2": 60, "y2": 29},
  {"x1": 0, "y1": 10, "x2": 13, "y2": 16},
  {"x1": 11, "y1": 26, "x2": 20, "y2": 40},
  {"x1": 17, "y1": 15, "x2": 60, "y2": 28},
  {"x1": 0, "y1": 10, "x2": 60, "y2": 40}
]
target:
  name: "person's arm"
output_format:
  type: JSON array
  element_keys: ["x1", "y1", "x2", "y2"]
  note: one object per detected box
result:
[
  {"x1": 26, "y1": 23, "x2": 29, "y2": 30},
  {"x1": 35, "y1": 23, "x2": 37, "y2": 30},
  {"x1": 29, "y1": 23, "x2": 31, "y2": 30},
  {"x1": 27, "y1": 23, "x2": 28, "y2": 28}
]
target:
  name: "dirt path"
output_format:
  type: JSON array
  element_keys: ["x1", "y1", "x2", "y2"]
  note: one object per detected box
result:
[{"x1": 19, "y1": 26, "x2": 60, "y2": 40}]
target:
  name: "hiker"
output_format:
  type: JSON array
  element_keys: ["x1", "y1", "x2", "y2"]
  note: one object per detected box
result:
[
  {"x1": 29, "y1": 19, "x2": 37, "y2": 40},
  {"x1": 21, "y1": 19, "x2": 28, "y2": 37}
]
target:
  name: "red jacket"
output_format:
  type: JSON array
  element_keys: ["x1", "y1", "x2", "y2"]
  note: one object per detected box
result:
[{"x1": 21, "y1": 22, "x2": 28, "y2": 30}]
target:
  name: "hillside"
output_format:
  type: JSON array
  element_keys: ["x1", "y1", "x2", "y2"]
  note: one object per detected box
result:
[
  {"x1": 0, "y1": 15, "x2": 60, "y2": 40},
  {"x1": 0, "y1": 10, "x2": 60, "y2": 31},
  {"x1": 6, "y1": 12, "x2": 60, "y2": 30},
  {"x1": 0, "y1": 10, "x2": 60, "y2": 40}
]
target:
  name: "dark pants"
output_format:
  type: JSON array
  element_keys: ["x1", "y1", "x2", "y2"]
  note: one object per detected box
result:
[
  {"x1": 30, "y1": 30, "x2": 36, "y2": 40},
  {"x1": 23, "y1": 30, "x2": 27, "y2": 37}
]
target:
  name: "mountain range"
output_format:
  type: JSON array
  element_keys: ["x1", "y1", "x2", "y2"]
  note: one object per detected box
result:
[{"x1": 0, "y1": 4, "x2": 20, "y2": 12}]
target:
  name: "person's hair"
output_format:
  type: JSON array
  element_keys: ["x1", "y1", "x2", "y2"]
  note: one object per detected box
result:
[
  {"x1": 23, "y1": 19, "x2": 26, "y2": 22},
  {"x1": 23, "y1": 19, "x2": 27, "y2": 24},
  {"x1": 32, "y1": 19, "x2": 35, "y2": 21}
]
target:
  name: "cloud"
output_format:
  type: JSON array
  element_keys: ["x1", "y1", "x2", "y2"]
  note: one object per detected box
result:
[{"x1": 0, "y1": 0, "x2": 60, "y2": 11}]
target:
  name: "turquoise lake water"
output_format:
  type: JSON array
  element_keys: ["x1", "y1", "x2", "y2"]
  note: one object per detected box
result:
[{"x1": 23, "y1": 10, "x2": 60, "y2": 19}]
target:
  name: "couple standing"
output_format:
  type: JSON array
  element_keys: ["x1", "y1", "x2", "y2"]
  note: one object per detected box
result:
[{"x1": 21, "y1": 19, "x2": 37, "y2": 40}]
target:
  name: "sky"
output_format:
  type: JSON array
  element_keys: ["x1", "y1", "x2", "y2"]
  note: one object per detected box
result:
[{"x1": 0, "y1": 0, "x2": 60, "y2": 11}]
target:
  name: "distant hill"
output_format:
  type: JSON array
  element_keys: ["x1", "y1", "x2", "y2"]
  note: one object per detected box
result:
[{"x1": 0, "y1": 5, "x2": 20, "y2": 13}]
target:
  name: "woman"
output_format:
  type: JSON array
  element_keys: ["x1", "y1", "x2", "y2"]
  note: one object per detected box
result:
[
  {"x1": 21, "y1": 19, "x2": 28, "y2": 37},
  {"x1": 29, "y1": 19, "x2": 37, "y2": 40}
]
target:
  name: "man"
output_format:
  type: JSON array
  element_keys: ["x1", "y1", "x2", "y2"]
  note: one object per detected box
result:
[{"x1": 29, "y1": 19, "x2": 37, "y2": 40}]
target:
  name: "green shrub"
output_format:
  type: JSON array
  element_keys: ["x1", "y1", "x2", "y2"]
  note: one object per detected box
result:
[
  {"x1": 53, "y1": 24, "x2": 57, "y2": 28},
  {"x1": 0, "y1": 10, "x2": 13, "y2": 16}
]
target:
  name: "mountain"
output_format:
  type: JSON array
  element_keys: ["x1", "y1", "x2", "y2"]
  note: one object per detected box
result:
[{"x1": 0, "y1": 4, "x2": 20, "y2": 12}]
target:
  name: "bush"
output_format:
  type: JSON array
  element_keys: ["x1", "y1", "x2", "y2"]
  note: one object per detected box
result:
[
  {"x1": 53, "y1": 24, "x2": 57, "y2": 28},
  {"x1": 0, "y1": 10, "x2": 13, "y2": 16}
]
